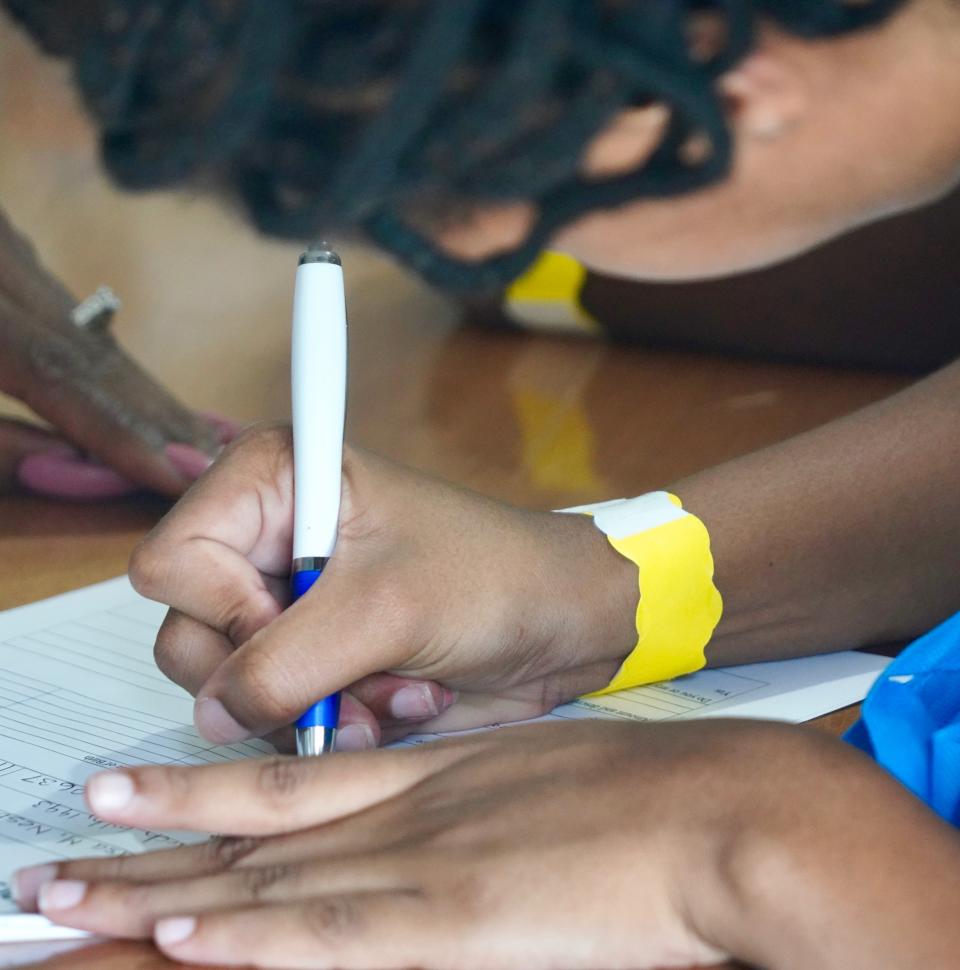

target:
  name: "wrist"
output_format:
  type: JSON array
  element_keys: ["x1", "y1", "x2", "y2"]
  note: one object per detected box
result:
[
  {"x1": 684, "y1": 725, "x2": 960, "y2": 970},
  {"x1": 537, "y1": 508, "x2": 639, "y2": 675},
  {"x1": 665, "y1": 724, "x2": 821, "y2": 970},
  {"x1": 555, "y1": 491, "x2": 723, "y2": 695}
]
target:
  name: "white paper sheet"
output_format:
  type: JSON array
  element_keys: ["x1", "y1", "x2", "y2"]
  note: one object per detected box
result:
[
  {"x1": 0, "y1": 914, "x2": 90, "y2": 943},
  {"x1": 0, "y1": 576, "x2": 889, "y2": 941},
  {"x1": 396, "y1": 648, "x2": 889, "y2": 744},
  {"x1": 0, "y1": 914, "x2": 95, "y2": 970},
  {"x1": 0, "y1": 577, "x2": 275, "y2": 924}
]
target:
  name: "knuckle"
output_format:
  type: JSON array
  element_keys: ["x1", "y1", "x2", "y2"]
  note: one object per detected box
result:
[
  {"x1": 234, "y1": 421, "x2": 288, "y2": 448},
  {"x1": 121, "y1": 880, "x2": 159, "y2": 913},
  {"x1": 419, "y1": 813, "x2": 488, "y2": 852},
  {"x1": 26, "y1": 329, "x2": 83, "y2": 386},
  {"x1": 301, "y1": 896, "x2": 362, "y2": 945},
  {"x1": 222, "y1": 609, "x2": 250, "y2": 648},
  {"x1": 237, "y1": 862, "x2": 296, "y2": 902},
  {"x1": 203, "y1": 836, "x2": 261, "y2": 871},
  {"x1": 232, "y1": 647, "x2": 296, "y2": 724},
  {"x1": 152, "y1": 613, "x2": 184, "y2": 679},
  {"x1": 128, "y1": 538, "x2": 170, "y2": 600},
  {"x1": 145, "y1": 765, "x2": 192, "y2": 805},
  {"x1": 94, "y1": 857, "x2": 138, "y2": 880},
  {"x1": 255, "y1": 757, "x2": 307, "y2": 803},
  {"x1": 442, "y1": 869, "x2": 485, "y2": 915},
  {"x1": 220, "y1": 589, "x2": 275, "y2": 646},
  {"x1": 225, "y1": 422, "x2": 291, "y2": 465}
]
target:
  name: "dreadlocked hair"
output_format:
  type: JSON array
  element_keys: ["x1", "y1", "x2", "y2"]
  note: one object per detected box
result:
[{"x1": 4, "y1": 0, "x2": 907, "y2": 291}]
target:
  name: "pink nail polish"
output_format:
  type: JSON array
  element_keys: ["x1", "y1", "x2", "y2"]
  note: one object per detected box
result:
[
  {"x1": 165, "y1": 443, "x2": 214, "y2": 480},
  {"x1": 199, "y1": 410, "x2": 243, "y2": 444},
  {"x1": 17, "y1": 450, "x2": 137, "y2": 500}
]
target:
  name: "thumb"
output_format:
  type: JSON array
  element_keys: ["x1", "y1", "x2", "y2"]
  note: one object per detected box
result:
[
  {"x1": 193, "y1": 562, "x2": 414, "y2": 744},
  {"x1": 0, "y1": 417, "x2": 137, "y2": 499}
]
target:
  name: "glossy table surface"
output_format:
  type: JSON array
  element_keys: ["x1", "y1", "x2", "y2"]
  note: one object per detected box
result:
[{"x1": 0, "y1": 15, "x2": 912, "y2": 970}]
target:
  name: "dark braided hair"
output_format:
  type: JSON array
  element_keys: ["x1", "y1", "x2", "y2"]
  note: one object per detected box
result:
[{"x1": 4, "y1": 0, "x2": 906, "y2": 291}]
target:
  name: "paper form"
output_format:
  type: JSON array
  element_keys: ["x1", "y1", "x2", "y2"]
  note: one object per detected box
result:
[
  {"x1": 0, "y1": 577, "x2": 274, "y2": 918},
  {"x1": 0, "y1": 915, "x2": 93, "y2": 970},
  {"x1": 0, "y1": 576, "x2": 889, "y2": 938},
  {"x1": 396, "y1": 649, "x2": 889, "y2": 746}
]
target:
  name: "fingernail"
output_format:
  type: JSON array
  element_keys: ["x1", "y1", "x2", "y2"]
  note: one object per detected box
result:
[
  {"x1": 155, "y1": 916, "x2": 197, "y2": 948},
  {"x1": 11, "y1": 864, "x2": 57, "y2": 909},
  {"x1": 199, "y1": 410, "x2": 243, "y2": 444},
  {"x1": 164, "y1": 442, "x2": 214, "y2": 480},
  {"x1": 390, "y1": 684, "x2": 440, "y2": 720},
  {"x1": 86, "y1": 771, "x2": 135, "y2": 815},
  {"x1": 336, "y1": 723, "x2": 376, "y2": 751},
  {"x1": 16, "y1": 450, "x2": 136, "y2": 500},
  {"x1": 194, "y1": 697, "x2": 251, "y2": 744},
  {"x1": 38, "y1": 881, "x2": 87, "y2": 912}
]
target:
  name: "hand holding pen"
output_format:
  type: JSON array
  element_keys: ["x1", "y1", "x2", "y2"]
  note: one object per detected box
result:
[{"x1": 129, "y1": 429, "x2": 636, "y2": 749}]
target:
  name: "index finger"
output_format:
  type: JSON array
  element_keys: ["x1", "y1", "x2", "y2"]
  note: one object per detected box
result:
[
  {"x1": 79, "y1": 746, "x2": 452, "y2": 836},
  {"x1": 129, "y1": 425, "x2": 294, "y2": 645}
]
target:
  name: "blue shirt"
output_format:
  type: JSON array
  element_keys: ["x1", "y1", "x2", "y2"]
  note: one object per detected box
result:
[{"x1": 845, "y1": 610, "x2": 960, "y2": 826}]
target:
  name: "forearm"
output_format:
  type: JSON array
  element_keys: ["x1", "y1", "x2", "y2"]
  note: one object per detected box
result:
[{"x1": 673, "y1": 358, "x2": 960, "y2": 664}]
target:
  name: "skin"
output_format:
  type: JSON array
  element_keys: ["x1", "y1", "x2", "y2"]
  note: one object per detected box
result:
[
  {"x1": 438, "y1": 0, "x2": 960, "y2": 280},
  {"x1": 71, "y1": 354, "x2": 958, "y2": 749},
  {"x1": 0, "y1": 207, "x2": 238, "y2": 498},
  {"x1": 7, "y1": 2, "x2": 960, "y2": 496},
  {"x1": 13, "y1": 722, "x2": 960, "y2": 969},
  {"x1": 10, "y1": 0, "x2": 960, "y2": 963},
  {"x1": 16, "y1": 365, "x2": 960, "y2": 960},
  {"x1": 120, "y1": 429, "x2": 638, "y2": 748}
]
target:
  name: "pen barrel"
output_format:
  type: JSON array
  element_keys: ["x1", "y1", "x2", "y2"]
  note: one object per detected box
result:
[
  {"x1": 296, "y1": 693, "x2": 342, "y2": 730},
  {"x1": 291, "y1": 260, "x2": 347, "y2": 562},
  {"x1": 291, "y1": 566, "x2": 341, "y2": 731}
]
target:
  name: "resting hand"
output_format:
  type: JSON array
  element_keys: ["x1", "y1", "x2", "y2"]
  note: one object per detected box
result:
[
  {"x1": 0, "y1": 208, "x2": 237, "y2": 498},
  {"x1": 18, "y1": 720, "x2": 960, "y2": 970},
  {"x1": 128, "y1": 424, "x2": 638, "y2": 748}
]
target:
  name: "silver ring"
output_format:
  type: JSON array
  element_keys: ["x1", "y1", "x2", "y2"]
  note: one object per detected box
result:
[{"x1": 71, "y1": 285, "x2": 121, "y2": 332}]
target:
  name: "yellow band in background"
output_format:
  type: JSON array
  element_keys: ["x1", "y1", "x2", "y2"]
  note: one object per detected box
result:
[
  {"x1": 504, "y1": 251, "x2": 600, "y2": 335},
  {"x1": 586, "y1": 493, "x2": 722, "y2": 696}
]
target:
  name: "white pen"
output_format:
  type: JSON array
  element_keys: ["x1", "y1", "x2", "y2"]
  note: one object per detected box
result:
[{"x1": 290, "y1": 245, "x2": 348, "y2": 756}]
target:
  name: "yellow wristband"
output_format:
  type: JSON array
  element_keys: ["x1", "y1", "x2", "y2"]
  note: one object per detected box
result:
[
  {"x1": 504, "y1": 251, "x2": 600, "y2": 335},
  {"x1": 563, "y1": 492, "x2": 722, "y2": 694}
]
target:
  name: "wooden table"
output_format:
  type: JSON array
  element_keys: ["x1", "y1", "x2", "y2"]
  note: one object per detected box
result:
[
  {"x1": 0, "y1": 338, "x2": 904, "y2": 970},
  {"x1": 0, "y1": 337, "x2": 904, "y2": 970},
  {"x1": 0, "y1": 14, "x2": 911, "y2": 970},
  {"x1": 0, "y1": 323, "x2": 902, "y2": 970}
]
